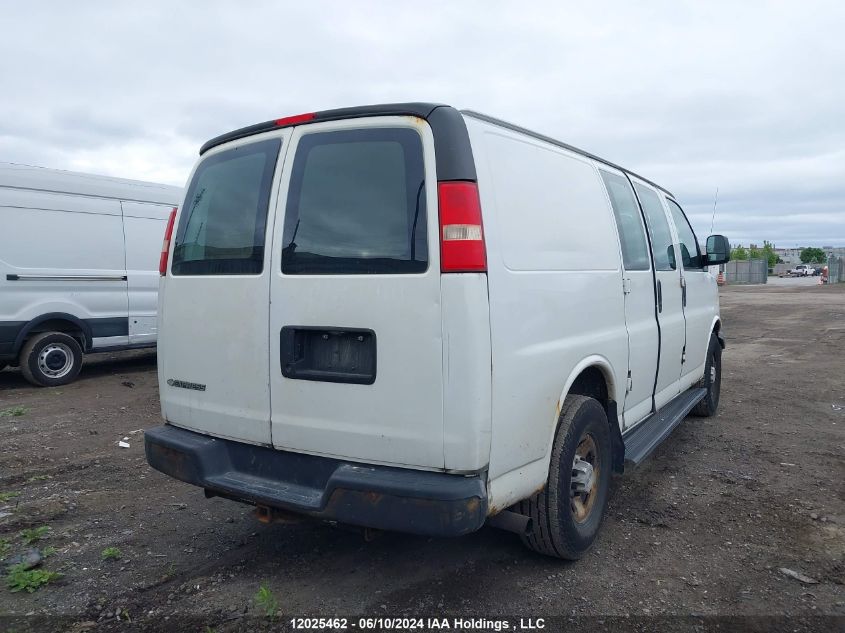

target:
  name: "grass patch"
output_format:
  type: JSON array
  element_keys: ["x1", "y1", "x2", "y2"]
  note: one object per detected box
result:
[
  {"x1": 101, "y1": 546, "x2": 122, "y2": 560},
  {"x1": 6, "y1": 564, "x2": 62, "y2": 593},
  {"x1": 0, "y1": 406, "x2": 28, "y2": 418},
  {"x1": 0, "y1": 538, "x2": 10, "y2": 559},
  {"x1": 0, "y1": 491, "x2": 20, "y2": 503},
  {"x1": 26, "y1": 475, "x2": 51, "y2": 483},
  {"x1": 254, "y1": 584, "x2": 279, "y2": 620},
  {"x1": 19, "y1": 526, "x2": 49, "y2": 545}
]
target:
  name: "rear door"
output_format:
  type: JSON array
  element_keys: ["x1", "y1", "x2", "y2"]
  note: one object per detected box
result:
[
  {"x1": 598, "y1": 168, "x2": 659, "y2": 428},
  {"x1": 631, "y1": 179, "x2": 685, "y2": 409},
  {"x1": 158, "y1": 132, "x2": 290, "y2": 446},
  {"x1": 267, "y1": 117, "x2": 445, "y2": 469}
]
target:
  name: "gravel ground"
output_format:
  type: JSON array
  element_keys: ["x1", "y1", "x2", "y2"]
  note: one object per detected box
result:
[{"x1": 0, "y1": 283, "x2": 843, "y2": 632}]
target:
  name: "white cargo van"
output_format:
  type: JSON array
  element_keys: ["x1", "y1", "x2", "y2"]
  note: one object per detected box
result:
[
  {"x1": 145, "y1": 104, "x2": 731, "y2": 559},
  {"x1": 0, "y1": 163, "x2": 181, "y2": 386}
]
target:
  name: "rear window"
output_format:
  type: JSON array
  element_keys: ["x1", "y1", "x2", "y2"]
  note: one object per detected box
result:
[
  {"x1": 634, "y1": 183, "x2": 676, "y2": 271},
  {"x1": 172, "y1": 138, "x2": 280, "y2": 275},
  {"x1": 281, "y1": 128, "x2": 427, "y2": 274},
  {"x1": 600, "y1": 170, "x2": 650, "y2": 271}
]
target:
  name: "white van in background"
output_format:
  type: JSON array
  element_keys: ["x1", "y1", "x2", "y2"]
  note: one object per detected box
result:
[
  {"x1": 0, "y1": 163, "x2": 182, "y2": 386},
  {"x1": 146, "y1": 103, "x2": 730, "y2": 559}
]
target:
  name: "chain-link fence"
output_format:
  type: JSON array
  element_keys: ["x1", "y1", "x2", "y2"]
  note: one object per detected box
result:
[
  {"x1": 724, "y1": 258, "x2": 768, "y2": 284},
  {"x1": 828, "y1": 256, "x2": 845, "y2": 283}
]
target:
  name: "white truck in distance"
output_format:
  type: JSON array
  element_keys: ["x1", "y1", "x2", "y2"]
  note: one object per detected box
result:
[
  {"x1": 145, "y1": 103, "x2": 731, "y2": 559},
  {"x1": 789, "y1": 264, "x2": 814, "y2": 276}
]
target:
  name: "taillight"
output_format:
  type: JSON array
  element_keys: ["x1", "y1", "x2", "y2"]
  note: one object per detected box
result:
[
  {"x1": 159, "y1": 208, "x2": 177, "y2": 276},
  {"x1": 438, "y1": 181, "x2": 487, "y2": 273},
  {"x1": 274, "y1": 112, "x2": 316, "y2": 127}
]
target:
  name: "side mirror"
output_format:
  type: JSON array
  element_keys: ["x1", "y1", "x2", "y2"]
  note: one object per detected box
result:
[{"x1": 706, "y1": 234, "x2": 731, "y2": 266}]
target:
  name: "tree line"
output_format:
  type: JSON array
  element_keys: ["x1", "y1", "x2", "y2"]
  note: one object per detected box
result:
[{"x1": 730, "y1": 242, "x2": 827, "y2": 267}]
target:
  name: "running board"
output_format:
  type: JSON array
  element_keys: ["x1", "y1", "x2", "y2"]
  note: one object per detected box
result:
[{"x1": 623, "y1": 388, "x2": 707, "y2": 467}]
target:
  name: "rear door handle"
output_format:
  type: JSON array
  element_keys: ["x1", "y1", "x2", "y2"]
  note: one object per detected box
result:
[{"x1": 657, "y1": 280, "x2": 663, "y2": 313}]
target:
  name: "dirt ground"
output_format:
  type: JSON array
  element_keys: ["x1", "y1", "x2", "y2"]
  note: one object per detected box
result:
[{"x1": 0, "y1": 284, "x2": 843, "y2": 632}]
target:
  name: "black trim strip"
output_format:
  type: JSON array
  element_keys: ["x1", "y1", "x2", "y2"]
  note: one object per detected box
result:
[
  {"x1": 11, "y1": 313, "x2": 91, "y2": 353},
  {"x1": 0, "y1": 321, "x2": 25, "y2": 344},
  {"x1": 6, "y1": 274, "x2": 127, "y2": 281},
  {"x1": 461, "y1": 110, "x2": 674, "y2": 198},
  {"x1": 0, "y1": 321, "x2": 25, "y2": 358},
  {"x1": 200, "y1": 103, "x2": 442, "y2": 155},
  {"x1": 89, "y1": 342, "x2": 156, "y2": 354},
  {"x1": 87, "y1": 317, "x2": 129, "y2": 338},
  {"x1": 1, "y1": 314, "x2": 130, "y2": 355},
  {"x1": 197, "y1": 103, "x2": 477, "y2": 182}
]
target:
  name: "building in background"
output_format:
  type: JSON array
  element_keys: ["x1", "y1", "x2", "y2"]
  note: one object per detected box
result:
[{"x1": 772, "y1": 246, "x2": 845, "y2": 265}]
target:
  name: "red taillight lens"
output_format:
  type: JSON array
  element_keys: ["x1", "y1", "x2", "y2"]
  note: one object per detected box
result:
[
  {"x1": 274, "y1": 112, "x2": 316, "y2": 127},
  {"x1": 159, "y1": 208, "x2": 177, "y2": 276},
  {"x1": 438, "y1": 181, "x2": 486, "y2": 273}
]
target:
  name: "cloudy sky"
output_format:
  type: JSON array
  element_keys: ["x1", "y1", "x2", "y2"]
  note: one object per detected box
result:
[{"x1": 2, "y1": 1, "x2": 843, "y2": 247}]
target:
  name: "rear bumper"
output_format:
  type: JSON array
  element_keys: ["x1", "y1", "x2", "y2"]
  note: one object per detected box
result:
[{"x1": 144, "y1": 424, "x2": 488, "y2": 537}]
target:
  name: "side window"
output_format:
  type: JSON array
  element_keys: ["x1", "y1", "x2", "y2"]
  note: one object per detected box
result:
[
  {"x1": 599, "y1": 170, "x2": 650, "y2": 271},
  {"x1": 172, "y1": 138, "x2": 281, "y2": 275},
  {"x1": 666, "y1": 199, "x2": 704, "y2": 270},
  {"x1": 282, "y1": 127, "x2": 427, "y2": 275},
  {"x1": 634, "y1": 183, "x2": 676, "y2": 271}
]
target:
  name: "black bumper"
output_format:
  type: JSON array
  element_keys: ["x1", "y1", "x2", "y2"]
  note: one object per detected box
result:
[{"x1": 144, "y1": 424, "x2": 487, "y2": 537}]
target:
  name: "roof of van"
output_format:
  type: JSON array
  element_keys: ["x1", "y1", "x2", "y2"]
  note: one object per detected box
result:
[
  {"x1": 460, "y1": 110, "x2": 674, "y2": 198},
  {"x1": 198, "y1": 102, "x2": 673, "y2": 197},
  {"x1": 0, "y1": 162, "x2": 183, "y2": 206}
]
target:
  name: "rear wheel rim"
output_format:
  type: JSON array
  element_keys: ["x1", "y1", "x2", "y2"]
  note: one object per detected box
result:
[
  {"x1": 570, "y1": 433, "x2": 600, "y2": 523},
  {"x1": 37, "y1": 343, "x2": 74, "y2": 379}
]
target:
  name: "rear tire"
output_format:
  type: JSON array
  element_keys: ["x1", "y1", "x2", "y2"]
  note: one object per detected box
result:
[
  {"x1": 518, "y1": 395, "x2": 612, "y2": 560},
  {"x1": 692, "y1": 333, "x2": 721, "y2": 417},
  {"x1": 19, "y1": 332, "x2": 83, "y2": 387}
]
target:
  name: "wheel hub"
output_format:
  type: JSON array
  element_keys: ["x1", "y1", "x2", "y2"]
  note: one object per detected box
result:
[
  {"x1": 571, "y1": 456, "x2": 595, "y2": 495},
  {"x1": 37, "y1": 343, "x2": 74, "y2": 379},
  {"x1": 570, "y1": 434, "x2": 600, "y2": 523}
]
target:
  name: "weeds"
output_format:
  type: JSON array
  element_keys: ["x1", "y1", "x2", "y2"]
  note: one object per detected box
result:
[
  {"x1": 161, "y1": 561, "x2": 177, "y2": 581},
  {"x1": 0, "y1": 538, "x2": 10, "y2": 559},
  {"x1": 41, "y1": 546, "x2": 57, "y2": 558},
  {"x1": 254, "y1": 584, "x2": 279, "y2": 620},
  {"x1": 0, "y1": 406, "x2": 28, "y2": 417},
  {"x1": 26, "y1": 475, "x2": 51, "y2": 482},
  {"x1": 0, "y1": 491, "x2": 20, "y2": 503},
  {"x1": 6, "y1": 564, "x2": 62, "y2": 593},
  {"x1": 19, "y1": 526, "x2": 49, "y2": 545},
  {"x1": 101, "y1": 547, "x2": 122, "y2": 560}
]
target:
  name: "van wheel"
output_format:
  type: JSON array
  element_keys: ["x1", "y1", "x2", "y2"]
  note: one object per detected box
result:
[
  {"x1": 19, "y1": 332, "x2": 83, "y2": 387},
  {"x1": 692, "y1": 333, "x2": 721, "y2": 417},
  {"x1": 518, "y1": 395, "x2": 612, "y2": 560}
]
